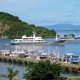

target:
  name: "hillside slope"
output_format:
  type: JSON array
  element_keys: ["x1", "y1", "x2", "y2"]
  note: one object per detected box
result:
[{"x1": 0, "y1": 12, "x2": 56, "y2": 38}]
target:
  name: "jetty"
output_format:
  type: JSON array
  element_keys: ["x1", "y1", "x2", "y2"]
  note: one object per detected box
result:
[
  {"x1": 0, "y1": 54, "x2": 80, "y2": 71},
  {"x1": 0, "y1": 55, "x2": 39, "y2": 65},
  {"x1": 0, "y1": 49, "x2": 80, "y2": 72},
  {"x1": 0, "y1": 49, "x2": 57, "y2": 65}
]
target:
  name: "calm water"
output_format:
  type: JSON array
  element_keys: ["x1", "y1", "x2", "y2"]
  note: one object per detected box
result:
[
  {"x1": 0, "y1": 38, "x2": 80, "y2": 56},
  {"x1": 0, "y1": 30, "x2": 80, "y2": 79},
  {"x1": 0, "y1": 62, "x2": 26, "y2": 80}
]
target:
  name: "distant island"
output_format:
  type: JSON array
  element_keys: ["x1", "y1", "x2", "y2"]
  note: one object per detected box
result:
[
  {"x1": 45, "y1": 24, "x2": 80, "y2": 30},
  {"x1": 0, "y1": 12, "x2": 56, "y2": 38}
]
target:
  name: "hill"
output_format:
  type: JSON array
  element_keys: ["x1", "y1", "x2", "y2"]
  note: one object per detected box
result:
[
  {"x1": 45, "y1": 24, "x2": 80, "y2": 30},
  {"x1": 0, "y1": 12, "x2": 56, "y2": 38}
]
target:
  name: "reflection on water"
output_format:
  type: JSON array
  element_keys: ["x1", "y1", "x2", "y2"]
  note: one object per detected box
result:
[
  {"x1": 11, "y1": 45, "x2": 43, "y2": 52},
  {"x1": 0, "y1": 62, "x2": 26, "y2": 80},
  {"x1": 0, "y1": 38, "x2": 66, "y2": 56},
  {"x1": 10, "y1": 44, "x2": 65, "y2": 57},
  {"x1": 0, "y1": 38, "x2": 80, "y2": 56}
]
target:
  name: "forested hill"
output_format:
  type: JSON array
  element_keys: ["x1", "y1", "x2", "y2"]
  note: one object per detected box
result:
[{"x1": 0, "y1": 12, "x2": 56, "y2": 38}]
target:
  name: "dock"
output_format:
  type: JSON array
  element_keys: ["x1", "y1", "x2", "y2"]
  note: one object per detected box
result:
[
  {"x1": 0, "y1": 55, "x2": 39, "y2": 65},
  {"x1": 0, "y1": 54, "x2": 80, "y2": 69},
  {"x1": 0, "y1": 51, "x2": 80, "y2": 72}
]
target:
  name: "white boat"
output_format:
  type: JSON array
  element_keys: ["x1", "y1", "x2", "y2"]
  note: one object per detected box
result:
[
  {"x1": 54, "y1": 34, "x2": 66, "y2": 43},
  {"x1": 55, "y1": 34, "x2": 75, "y2": 43},
  {"x1": 11, "y1": 32, "x2": 47, "y2": 45},
  {"x1": 59, "y1": 37, "x2": 74, "y2": 41}
]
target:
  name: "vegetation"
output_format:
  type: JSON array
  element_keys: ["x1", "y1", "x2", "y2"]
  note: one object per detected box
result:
[
  {"x1": 1, "y1": 61, "x2": 80, "y2": 80},
  {"x1": 67, "y1": 77, "x2": 80, "y2": 80},
  {"x1": 1, "y1": 66, "x2": 19, "y2": 80},
  {"x1": 23, "y1": 60, "x2": 66, "y2": 80},
  {"x1": 0, "y1": 12, "x2": 56, "y2": 38},
  {"x1": 64, "y1": 34, "x2": 75, "y2": 38}
]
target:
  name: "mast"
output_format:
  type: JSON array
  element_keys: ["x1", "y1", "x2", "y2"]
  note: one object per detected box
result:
[
  {"x1": 56, "y1": 33, "x2": 58, "y2": 41},
  {"x1": 33, "y1": 31, "x2": 36, "y2": 37},
  {"x1": 33, "y1": 29, "x2": 36, "y2": 38}
]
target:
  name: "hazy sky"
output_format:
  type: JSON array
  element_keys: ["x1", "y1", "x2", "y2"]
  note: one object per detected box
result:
[{"x1": 0, "y1": 0, "x2": 80, "y2": 26}]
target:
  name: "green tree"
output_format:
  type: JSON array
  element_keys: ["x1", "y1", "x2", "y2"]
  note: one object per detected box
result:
[
  {"x1": 1, "y1": 66, "x2": 19, "y2": 80},
  {"x1": 69, "y1": 34, "x2": 75, "y2": 38},
  {"x1": 64, "y1": 34, "x2": 68, "y2": 38},
  {"x1": 23, "y1": 60, "x2": 65, "y2": 80},
  {"x1": 0, "y1": 12, "x2": 56, "y2": 38}
]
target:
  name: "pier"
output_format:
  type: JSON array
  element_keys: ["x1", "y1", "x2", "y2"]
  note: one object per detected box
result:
[
  {"x1": 0, "y1": 55, "x2": 39, "y2": 65},
  {"x1": 0, "y1": 50, "x2": 80, "y2": 72},
  {"x1": 0, "y1": 55, "x2": 80, "y2": 68}
]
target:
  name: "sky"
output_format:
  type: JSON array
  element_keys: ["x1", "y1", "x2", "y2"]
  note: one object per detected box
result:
[{"x1": 0, "y1": 0, "x2": 80, "y2": 26}]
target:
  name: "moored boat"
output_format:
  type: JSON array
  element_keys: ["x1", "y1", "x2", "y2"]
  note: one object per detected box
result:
[
  {"x1": 11, "y1": 32, "x2": 47, "y2": 45},
  {"x1": 55, "y1": 34, "x2": 75, "y2": 43}
]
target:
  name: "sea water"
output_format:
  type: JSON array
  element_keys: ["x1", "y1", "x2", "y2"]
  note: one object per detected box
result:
[{"x1": 0, "y1": 30, "x2": 80, "y2": 79}]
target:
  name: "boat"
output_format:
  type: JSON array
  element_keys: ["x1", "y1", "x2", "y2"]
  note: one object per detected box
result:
[
  {"x1": 54, "y1": 34, "x2": 66, "y2": 44},
  {"x1": 11, "y1": 32, "x2": 67, "y2": 45},
  {"x1": 55, "y1": 34, "x2": 75, "y2": 43},
  {"x1": 11, "y1": 32, "x2": 47, "y2": 45},
  {"x1": 59, "y1": 37, "x2": 74, "y2": 41}
]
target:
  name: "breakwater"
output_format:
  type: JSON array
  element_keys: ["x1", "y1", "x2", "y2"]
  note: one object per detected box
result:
[
  {"x1": 0, "y1": 55, "x2": 39, "y2": 65},
  {"x1": 0, "y1": 54, "x2": 80, "y2": 72}
]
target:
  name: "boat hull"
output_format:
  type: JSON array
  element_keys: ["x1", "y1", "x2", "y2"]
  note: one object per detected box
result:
[
  {"x1": 11, "y1": 41, "x2": 47, "y2": 45},
  {"x1": 11, "y1": 41, "x2": 64, "y2": 46}
]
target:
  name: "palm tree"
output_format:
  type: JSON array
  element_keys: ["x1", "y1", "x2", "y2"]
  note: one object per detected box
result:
[{"x1": 1, "y1": 66, "x2": 19, "y2": 80}]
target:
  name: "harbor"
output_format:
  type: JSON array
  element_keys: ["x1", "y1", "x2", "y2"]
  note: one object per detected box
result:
[
  {"x1": 0, "y1": 48, "x2": 80, "y2": 72},
  {"x1": 0, "y1": 34, "x2": 80, "y2": 79}
]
